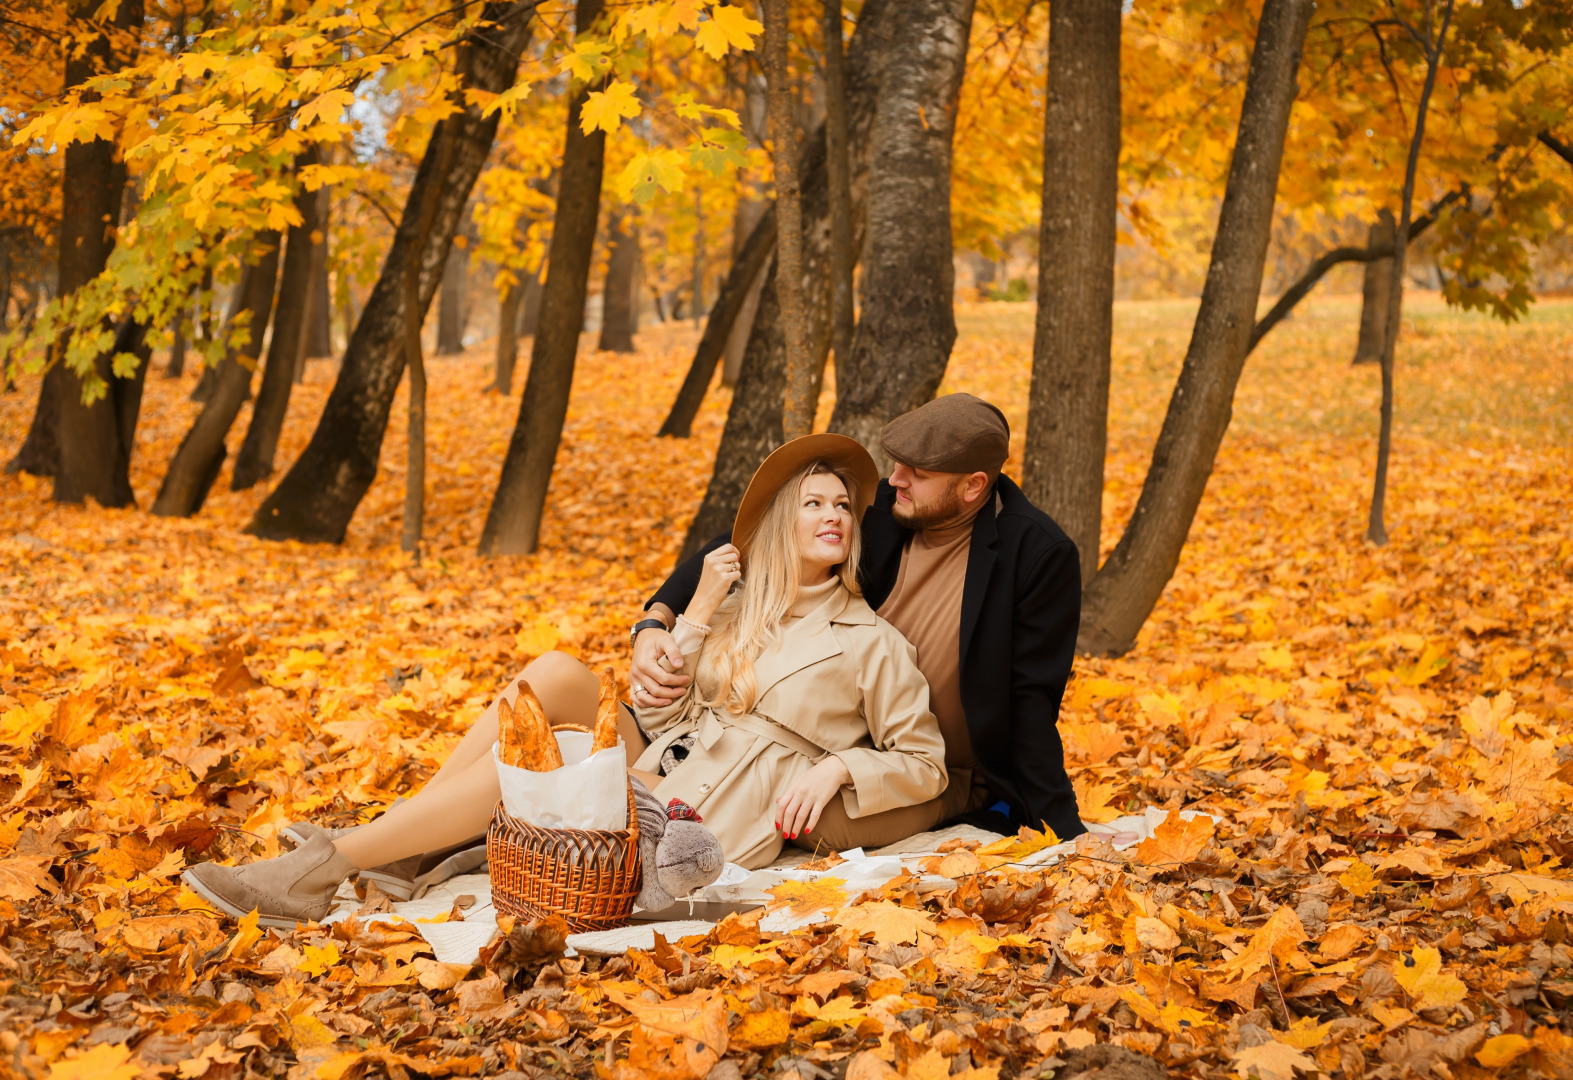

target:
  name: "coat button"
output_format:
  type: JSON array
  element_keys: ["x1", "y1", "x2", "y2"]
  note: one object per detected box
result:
[{"x1": 698, "y1": 783, "x2": 712, "y2": 794}]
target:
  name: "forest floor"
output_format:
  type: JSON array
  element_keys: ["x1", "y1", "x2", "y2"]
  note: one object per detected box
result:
[{"x1": 1, "y1": 292, "x2": 1571, "y2": 1080}]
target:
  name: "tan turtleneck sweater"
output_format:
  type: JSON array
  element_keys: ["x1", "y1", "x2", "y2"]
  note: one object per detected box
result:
[{"x1": 875, "y1": 511, "x2": 980, "y2": 769}]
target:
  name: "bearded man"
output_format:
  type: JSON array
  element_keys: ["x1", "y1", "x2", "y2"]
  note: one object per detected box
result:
[{"x1": 629, "y1": 393, "x2": 1086, "y2": 847}]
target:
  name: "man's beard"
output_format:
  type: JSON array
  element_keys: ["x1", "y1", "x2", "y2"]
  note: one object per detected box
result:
[{"x1": 891, "y1": 482, "x2": 966, "y2": 529}]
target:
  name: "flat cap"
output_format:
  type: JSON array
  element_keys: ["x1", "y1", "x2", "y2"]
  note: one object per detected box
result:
[{"x1": 879, "y1": 393, "x2": 1010, "y2": 474}]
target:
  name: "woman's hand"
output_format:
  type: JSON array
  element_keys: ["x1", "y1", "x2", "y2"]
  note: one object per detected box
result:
[
  {"x1": 687, "y1": 543, "x2": 742, "y2": 627},
  {"x1": 774, "y1": 757, "x2": 852, "y2": 840}
]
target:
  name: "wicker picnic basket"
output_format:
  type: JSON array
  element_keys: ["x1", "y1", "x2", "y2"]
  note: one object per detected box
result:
[{"x1": 486, "y1": 724, "x2": 642, "y2": 933}]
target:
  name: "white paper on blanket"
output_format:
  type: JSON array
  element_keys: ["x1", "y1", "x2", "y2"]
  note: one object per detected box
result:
[{"x1": 492, "y1": 731, "x2": 627, "y2": 830}]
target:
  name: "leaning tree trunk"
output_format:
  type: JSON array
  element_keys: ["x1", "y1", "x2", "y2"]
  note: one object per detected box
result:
[
  {"x1": 679, "y1": 0, "x2": 892, "y2": 558},
  {"x1": 1352, "y1": 208, "x2": 1395, "y2": 365},
  {"x1": 153, "y1": 236, "x2": 282, "y2": 516},
  {"x1": 45, "y1": 0, "x2": 142, "y2": 503},
  {"x1": 1077, "y1": 0, "x2": 1312, "y2": 656},
  {"x1": 1021, "y1": 0, "x2": 1122, "y2": 584},
  {"x1": 8, "y1": 365, "x2": 63, "y2": 477},
  {"x1": 827, "y1": 0, "x2": 975, "y2": 471},
  {"x1": 493, "y1": 281, "x2": 520, "y2": 392},
  {"x1": 599, "y1": 212, "x2": 639, "y2": 352},
  {"x1": 658, "y1": 205, "x2": 777, "y2": 436},
  {"x1": 761, "y1": 0, "x2": 814, "y2": 439},
  {"x1": 519, "y1": 266, "x2": 544, "y2": 337},
  {"x1": 478, "y1": 0, "x2": 608, "y2": 556},
  {"x1": 233, "y1": 150, "x2": 323, "y2": 491},
  {"x1": 245, "y1": 2, "x2": 537, "y2": 543},
  {"x1": 436, "y1": 249, "x2": 466, "y2": 355}
]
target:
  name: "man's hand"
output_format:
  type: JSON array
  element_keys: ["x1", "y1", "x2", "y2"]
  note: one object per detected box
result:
[
  {"x1": 630, "y1": 626, "x2": 689, "y2": 709},
  {"x1": 774, "y1": 757, "x2": 852, "y2": 840}
]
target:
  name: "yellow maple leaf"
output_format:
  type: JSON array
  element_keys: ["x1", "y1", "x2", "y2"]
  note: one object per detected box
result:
[
  {"x1": 832, "y1": 901, "x2": 936, "y2": 946},
  {"x1": 1218, "y1": 905, "x2": 1305, "y2": 981},
  {"x1": 1337, "y1": 861, "x2": 1377, "y2": 897},
  {"x1": 287, "y1": 1013, "x2": 338, "y2": 1050},
  {"x1": 766, "y1": 876, "x2": 848, "y2": 917},
  {"x1": 0, "y1": 856, "x2": 58, "y2": 901},
  {"x1": 1072, "y1": 777, "x2": 1123, "y2": 823},
  {"x1": 694, "y1": 5, "x2": 763, "y2": 60},
  {"x1": 47, "y1": 1042, "x2": 141, "y2": 1080},
  {"x1": 1395, "y1": 641, "x2": 1449, "y2": 686},
  {"x1": 1135, "y1": 813, "x2": 1214, "y2": 866},
  {"x1": 300, "y1": 941, "x2": 342, "y2": 977},
  {"x1": 1231, "y1": 1040, "x2": 1313, "y2": 1080},
  {"x1": 1275, "y1": 1015, "x2": 1332, "y2": 1049},
  {"x1": 1393, "y1": 947, "x2": 1466, "y2": 1010},
  {"x1": 977, "y1": 826, "x2": 1060, "y2": 868},
  {"x1": 579, "y1": 81, "x2": 642, "y2": 136},
  {"x1": 1475, "y1": 1033, "x2": 1532, "y2": 1067}
]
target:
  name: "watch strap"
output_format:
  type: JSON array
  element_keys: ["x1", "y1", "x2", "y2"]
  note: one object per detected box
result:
[{"x1": 630, "y1": 617, "x2": 668, "y2": 645}]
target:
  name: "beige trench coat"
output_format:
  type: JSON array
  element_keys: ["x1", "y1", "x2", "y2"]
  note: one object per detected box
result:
[{"x1": 633, "y1": 585, "x2": 947, "y2": 869}]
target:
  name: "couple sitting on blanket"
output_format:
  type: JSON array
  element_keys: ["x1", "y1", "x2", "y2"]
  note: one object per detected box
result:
[{"x1": 184, "y1": 394, "x2": 1087, "y2": 928}]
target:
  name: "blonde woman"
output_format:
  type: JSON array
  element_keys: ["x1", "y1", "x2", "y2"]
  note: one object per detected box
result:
[{"x1": 183, "y1": 435, "x2": 946, "y2": 926}]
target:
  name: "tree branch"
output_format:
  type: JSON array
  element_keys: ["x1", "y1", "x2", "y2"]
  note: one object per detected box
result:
[
  {"x1": 1247, "y1": 188, "x2": 1461, "y2": 356},
  {"x1": 1539, "y1": 130, "x2": 1573, "y2": 168}
]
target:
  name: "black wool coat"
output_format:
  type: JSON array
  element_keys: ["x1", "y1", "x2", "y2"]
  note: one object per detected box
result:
[{"x1": 646, "y1": 475, "x2": 1086, "y2": 841}]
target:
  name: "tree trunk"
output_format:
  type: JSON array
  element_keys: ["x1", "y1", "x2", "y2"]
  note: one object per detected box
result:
[
  {"x1": 1352, "y1": 209, "x2": 1395, "y2": 365},
  {"x1": 1077, "y1": 0, "x2": 1313, "y2": 657},
  {"x1": 724, "y1": 263, "x2": 768, "y2": 387},
  {"x1": 1369, "y1": 1, "x2": 1454, "y2": 546},
  {"x1": 153, "y1": 236, "x2": 282, "y2": 516},
  {"x1": 827, "y1": 0, "x2": 975, "y2": 470},
  {"x1": 233, "y1": 150, "x2": 323, "y2": 491},
  {"x1": 436, "y1": 247, "x2": 466, "y2": 355},
  {"x1": 52, "y1": 0, "x2": 143, "y2": 508},
  {"x1": 658, "y1": 205, "x2": 778, "y2": 437},
  {"x1": 822, "y1": 0, "x2": 855, "y2": 391},
  {"x1": 680, "y1": 0, "x2": 893, "y2": 558},
  {"x1": 493, "y1": 281, "x2": 520, "y2": 392},
  {"x1": 302, "y1": 187, "x2": 333, "y2": 362},
  {"x1": 689, "y1": 189, "x2": 705, "y2": 329},
  {"x1": 167, "y1": 317, "x2": 188, "y2": 377},
  {"x1": 245, "y1": 2, "x2": 537, "y2": 543},
  {"x1": 1021, "y1": 0, "x2": 1122, "y2": 584},
  {"x1": 762, "y1": 0, "x2": 814, "y2": 439},
  {"x1": 8, "y1": 365, "x2": 63, "y2": 476},
  {"x1": 478, "y1": 0, "x2": 608, "y2": 556},
  {"x1": 599, "y1": 212, "x2": 639, "y2": 353},
  {"x1": 519, "y1": 265, "x2": 544, "y2": 336}
]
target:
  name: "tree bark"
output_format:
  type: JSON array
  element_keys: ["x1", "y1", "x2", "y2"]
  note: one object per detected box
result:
[
  {"x1": 519, "y1": 265, "x2": 544, "y2": 336},
  {"x1": 658, "y1": 205, "x2": 778, "y2": 437},
  {"x1": 822, "y1": 0, "x2": 855, "y2": 390},
  {"x1": 1369, "y1": 0, "x2": 1455, "y2": 546},
  {"x1": 761, "y1": 0, "x2": 813, "y2": 439},
  {"x1": 436, "y1": 248, "x2": 466, "y2": 355},
  {"x1": 689, "y1": 189, "x2": 705, "y2": 329},
  {"x1": 245, "y1": 2, "x2": 537, "y2": 543},
  {"x1": 1077, "y1": 0, "x2": 1313, "y2": 657},
  {"x1": 826, "y1": 0, "x2": 975, "y2": 470},
  {"x1": 599, "y1": 211, "x2": 639, "y2": 352},
  {"x1": 233, "y1": 150, "x2": 323, "y2": 491},
  {"x1": 8, "y1": 365, "x2": 63, "y2": 477},
  {"x1": 680, "y1": 0, "x2": 892, "y2": 558},
  {"x1": 153, "y1": 236, "x2": 282, "y2": 516},
  {"x1": 51, "y1": 0, "x2": 143, "y2": 507},
  {"x1": 1021, "y1": 0, "x2": 1122, "y2": 585},
  {"x1": 302, "y1": 187, "x2": 333, "y2": 362},
  {"x1": 478, "y1": 0, "x2": 607, "y2": 556},
  {"x1": 167, "y1": 316, "x2": 188, "y2": 377},
  {"x1": 1352, "y1": 209, "x2": 1395, "y2": 365},
  {"x1": 493, "y1": 281, "x2": 520, "y2": 392}
]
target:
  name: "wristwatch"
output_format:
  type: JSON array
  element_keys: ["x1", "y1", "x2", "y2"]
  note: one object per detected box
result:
[{"x1": 630, "y1": 618, "x2": 668, "y2": 646}]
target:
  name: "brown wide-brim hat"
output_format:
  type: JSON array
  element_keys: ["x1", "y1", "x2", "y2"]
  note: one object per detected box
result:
[{"x1": 733, "y1": 434, "x2": 880, "y2": 559}]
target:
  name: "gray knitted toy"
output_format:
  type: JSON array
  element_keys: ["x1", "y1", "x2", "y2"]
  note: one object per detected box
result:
[{"x1": 629, "y1": 777, "x2": 725, "y2": 910}]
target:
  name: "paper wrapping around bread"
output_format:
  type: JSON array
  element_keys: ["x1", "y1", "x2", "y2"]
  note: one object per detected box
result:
[
  {"x1": 496, "y1": 679, "x2": 563, "y2": 771},
  {"x1": 591, "y1": 667, "x2": 620, "y2": 754}
]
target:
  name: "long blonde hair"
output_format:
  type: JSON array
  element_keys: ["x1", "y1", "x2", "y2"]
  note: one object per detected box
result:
[{"x1": 692, "y1": 461, "x2": 864, "y2": 717}]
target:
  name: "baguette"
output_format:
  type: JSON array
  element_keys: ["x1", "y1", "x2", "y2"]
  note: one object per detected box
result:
[
  {"x1": 591, "y1": 666, "x2": 620, "y2": 753},
  {"x1": 496, "y1": 679, "x2": 563, "y2": 771}
]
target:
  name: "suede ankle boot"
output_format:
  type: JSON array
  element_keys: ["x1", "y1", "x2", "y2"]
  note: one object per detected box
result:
[{"x1": 182, "y1": 833, "x2": 356, "y2": 929}]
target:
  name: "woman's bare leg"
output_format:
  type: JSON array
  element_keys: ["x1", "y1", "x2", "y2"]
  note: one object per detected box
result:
[
  {"x1": 333, "y1": 753, "x2": 501, "y2": 869},
  {"x1": 424, "y1": 651, "x2": 600, "y2": 788}
]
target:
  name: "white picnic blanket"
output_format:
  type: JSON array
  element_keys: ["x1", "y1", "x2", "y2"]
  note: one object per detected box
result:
[{"x1": 322, "y1": 809, "x2": 1194, "y2": 963}]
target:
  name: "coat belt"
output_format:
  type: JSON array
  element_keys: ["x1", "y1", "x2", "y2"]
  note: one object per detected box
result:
[{"x1": 701, "y1": 709, "x2": 829, "y2": 762}]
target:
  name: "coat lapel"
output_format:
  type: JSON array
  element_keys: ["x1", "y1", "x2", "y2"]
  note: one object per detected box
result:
[
  {"x1": 751, "y1": 589, "x2": 847, "y2": 703},
  {"x1": 960, "y1": 487, "x2": 1002, "y2": 657}
]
